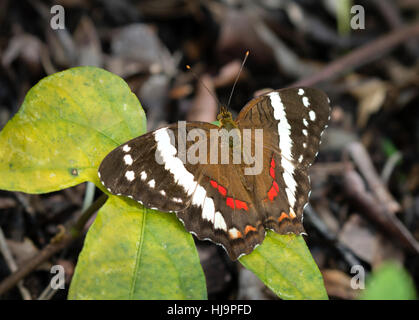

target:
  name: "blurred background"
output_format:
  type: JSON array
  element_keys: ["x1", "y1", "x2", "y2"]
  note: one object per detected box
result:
[{"x1": 0, "y1": 0, "x2": 418, "y2": 300}]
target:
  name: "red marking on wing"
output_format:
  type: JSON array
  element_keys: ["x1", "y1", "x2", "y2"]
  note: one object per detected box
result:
[
  {"x1": 235, "y1": 199, "x2": 249, "y2": 211},
  {"x1": 218, "y1": 185, "x2": 227, "y2": 197},
  {"x1": 226, "y1": 197, "x2": 235, "y2": 209},
  {"x1": 269, "y1": 167, "x2": 275, "y2": 179},
  {"x1": 267, "y1": 185, "x2": 278, "y2": 201},
  {"x1": 210, "y1": 179, "x2": 227, "y2": 197},
  {"x1": 208, "y1": 177, "x2": 248, "y2": 211},
  {"x1": 265, "y1": 156, "x2": 280, "y2": 202}
]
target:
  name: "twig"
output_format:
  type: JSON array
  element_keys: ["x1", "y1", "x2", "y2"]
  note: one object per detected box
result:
[
  {"x1": 342, "y1": 169, "x2": 419, "y2": 254},
  {"x1": 381, "y1": 151, "x2": 402, "y2": 186},
  {"x1": 370, "y1": 0, "x2": 419, "y2": 57},
  {"x1": 290, "y1": 22, "x2": 419, "y2": 87},
  {"x1": 82, "y1": 182, "x2": 96, "y2": 212},
  {"x1": 309, "y1": 162, "x2": 354, "y2": 177},
  {"x1": 347, "y1": 142, "x2": 400, "y2": 214},
  {"x1": 34, "y1": 181, "x2": 97, "y2": 300},
  {"x1": 29, "y1": 0, "x2": 77, "y2": 65},
  {"x1": 250, "y1": 9, "x2": 316, "y2": 78},
  {"x1": 37, "y1": 284, "x2": 58, "y2": 300},
  {"x1": 0, "y1": 227, "x2": 32, "y2": 299},
  {"x1": 0, "y1": 193, "x2": 108, "y2": 297},
  {"x1": 14, "y1": 193, "x2": 36, "y2": 216}
]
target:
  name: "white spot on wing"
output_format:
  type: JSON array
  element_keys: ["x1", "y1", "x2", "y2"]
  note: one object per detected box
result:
[
  {"x1": 309, "y1": 110, "x2": 316, "y2": 121},
  {"x1": 298, "y1": 88, "x2": 304, "y2": 95},
  {"x1": 302, "y1": 129, "x2": 308, "y2": 136},
  {"x1": 148, "y1": 179, "x2": 155, "y2": 188},
  {"x1": 303, "y1": 118, "x2": 309, "y2": 127},
  {"x1": 122, "y1": 145, "x2": 131, "y2": 152},
  {"x1": 214, "y1": 211, "x2": 227, "y2": 231},
  {"x1": 140, "y1": 171, "x2": 147, "y2": 181},
  {"x1": 302, "y1": 96, "x2": 310, "y2": 107},
  {"x1": 201, "y1": 197, "x2": 215, "y2": 223},
  {"x1": 124, "y1": 154, "x2": 133, "y2": 165},
  {"x1": 229, "y1": 228, "x2": 241, "y2": 239},
  {"x1": 125, "y1": 170, "x2": 135, "y2": 181}
]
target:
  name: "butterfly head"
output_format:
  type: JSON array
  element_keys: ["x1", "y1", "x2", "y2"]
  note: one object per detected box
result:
[{"x1": 217, "y1": 106, "x2": 237, "y2": 130}]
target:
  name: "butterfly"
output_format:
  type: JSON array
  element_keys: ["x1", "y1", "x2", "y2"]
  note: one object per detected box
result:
[{"x1": 98, "y1": 87, "x2": 330, "y2": 260}]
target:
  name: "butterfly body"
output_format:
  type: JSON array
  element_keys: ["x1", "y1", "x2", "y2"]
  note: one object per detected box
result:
[{"x1": 99, "y1": 87, "x2": 330, "y2": 260}]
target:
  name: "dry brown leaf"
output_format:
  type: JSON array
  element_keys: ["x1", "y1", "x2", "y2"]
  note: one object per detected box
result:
[
  {"x1": 187, "y1": 75, "x2": 217, "y2": 123},
  {"x1": 2, "y1": 33, "x2": 43, "y2": 74},
  {"x1": 372, "y1": 234, "x2": 405, "y2": 268},
  {"x1": 169, "y1": 84, "x2": 194, "y2": 100},
  {"x1": 338, "y1": 214, "x2": 376, "y2": 264},
  {"x1": 213, "y1": 60, "x2": 244, "y2": 88},
  {"x1": 322, "y1": 269, "x2": 359, "y2": 300},
  {"x1": 350, "y1": 78, "x2": 388, "y2": 128},
  {"x1": 109, "y1": 23, "x2": 175, "y2": 77},
  {"x1": 73, "y1": 15, "x2": 103, "y2": 67},
  {"x1": 6, "y1": 238, "x2": 50, "y2": 271}
]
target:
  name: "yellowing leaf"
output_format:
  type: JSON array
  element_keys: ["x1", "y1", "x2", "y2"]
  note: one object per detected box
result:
[
  {"x1": 68, "y1": 196, "x2": 207, "y2": 300},
  {"x1": 0, "y1": 66, "x2": 146, "y2": 193}
]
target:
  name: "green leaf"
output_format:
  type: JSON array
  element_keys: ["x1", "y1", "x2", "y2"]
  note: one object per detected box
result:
[
  {"x1": 239, "y1": 232, "x2": 328, "y2": 300},
  {"x1": 359, "y1": 262, "x2": 417, "y2": 300},
  {"x1": 381, "y1": 138, "x2": 398, "y2": 158},
  {"x1": 337, "y1": 0, "x2": 352, "y2": 35},
  {"x1": 68, "y1": 196, "x2": 207, "y2": 300},
  {"x1": 0, "y1": 66, "x2": 146, "y2": 193}
]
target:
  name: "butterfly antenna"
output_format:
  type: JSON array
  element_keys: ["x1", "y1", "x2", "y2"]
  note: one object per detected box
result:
[
  {"x1": 227, "y1": 50, "x2": 249, "y2": 109},
  {"x1": 186, "y1": 65, "x2": 223, "y2": 107}
]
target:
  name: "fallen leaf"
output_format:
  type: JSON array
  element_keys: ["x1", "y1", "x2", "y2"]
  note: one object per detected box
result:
[{"x1": 322, "y1": 269, "x2": 359, "y2": 300}]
